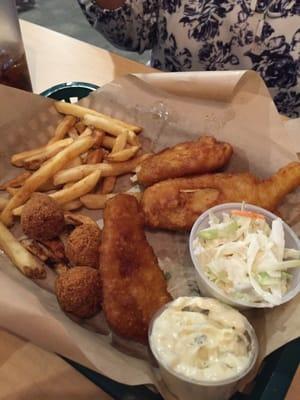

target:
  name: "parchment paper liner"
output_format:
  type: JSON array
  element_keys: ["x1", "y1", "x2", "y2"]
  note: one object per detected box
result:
[{"x1": 0, "y1": 71, "x2": 299, "y2": 398}]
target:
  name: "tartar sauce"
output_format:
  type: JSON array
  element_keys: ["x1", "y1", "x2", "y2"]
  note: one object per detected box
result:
[{"x1": 150, "y1": 297, "x2": 255, "y2": 382}]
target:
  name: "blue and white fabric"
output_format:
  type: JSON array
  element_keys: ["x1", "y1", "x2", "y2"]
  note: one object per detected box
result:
[{"x1": 78, "y1": 0, "x2": 300, "y2": 117}]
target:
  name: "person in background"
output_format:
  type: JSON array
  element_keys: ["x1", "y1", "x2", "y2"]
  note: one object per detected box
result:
[{"x1": 78, "y1": 1, "x2": 299, "y2": 118}]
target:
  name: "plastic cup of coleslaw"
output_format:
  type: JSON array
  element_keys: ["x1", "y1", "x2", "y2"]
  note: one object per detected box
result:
[
  {"x1": 148, "y1": 297, "x2": 258, "y2": 400},
  {"x1": 189, "y1": 203, "x2": 300, "y2": 309}
]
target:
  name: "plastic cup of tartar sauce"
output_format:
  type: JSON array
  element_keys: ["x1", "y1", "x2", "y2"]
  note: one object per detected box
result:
[
  {"x1": 148, "y1": 296, "x2": 258, "y2": 400},
  {"x1": 189, "y1": 203, "x2": 300, "y2": 309}
]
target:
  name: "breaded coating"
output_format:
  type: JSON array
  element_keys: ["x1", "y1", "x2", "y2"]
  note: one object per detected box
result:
[
  {"x1": 100, "y1": 194, "x2": 171, "y2": 344},
  {"x1": 65, "y1": 224, "x2": 101, "y2": 268},
  {"x1": 55, "y1": 266, "x2": 102, "y2": 319},
  {"x1": 142, "y1": 162, "x2": 300, "y2": 231},
  {"x1": 21, "y1": 193, "x2": 64, "y2": 240},
  {"x1": 137, "y1": 136, "x2": 233, "y2": 186},
  {"x1": 40, "y1": 239, "x2": 66, "y2": 263}
]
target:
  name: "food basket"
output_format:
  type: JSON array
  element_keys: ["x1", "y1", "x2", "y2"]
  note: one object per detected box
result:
[
  {"x1": 40, "y1": 82, "x2": 299, "y2": 400},
  {"x1": 40, "y1": 82, "x2": 99, "y2": 102}
]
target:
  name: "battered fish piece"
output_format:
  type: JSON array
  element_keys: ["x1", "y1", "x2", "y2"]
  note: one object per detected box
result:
[
  {"x1": 137, "y1": 136, "x2": 233, "y2": 186},
  {"x1": 142, "y1": 162, "x2": 300, "y2": 231},
  {"x1": 101, "y1": 194, "x2": 171, "y2": 343}
]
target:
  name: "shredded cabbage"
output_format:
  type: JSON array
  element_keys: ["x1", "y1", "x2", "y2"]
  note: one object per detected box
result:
[{"x1": 193, "y1": 210, "x2": 299, "y2": 306}]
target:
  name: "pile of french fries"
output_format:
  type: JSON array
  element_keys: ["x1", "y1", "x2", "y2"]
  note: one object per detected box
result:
[{"x1": 0, "y1": 102, "x2": 148, "y2": 279}]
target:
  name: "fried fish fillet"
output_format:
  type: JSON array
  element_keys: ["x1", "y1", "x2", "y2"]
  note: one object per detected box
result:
[
  {"x1": 142, "y1": 162, "x2": 300, "y2": 231},
  {"x1": 100, "y1": 194, "x2": 171, "y2": 343},
  {"x1": 137, "y1": 136, "x2": 233, "y2": 186}
]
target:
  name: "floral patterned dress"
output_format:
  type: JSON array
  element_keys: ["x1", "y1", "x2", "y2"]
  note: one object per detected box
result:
[{"x1": 78, "y1": 0, "x2": 300, "y2": 117}]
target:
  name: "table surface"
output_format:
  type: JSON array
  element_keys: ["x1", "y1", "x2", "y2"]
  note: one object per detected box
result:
[
  {"x1": 0, "y1": 19, "x2": 298, "y2": 400},
  {"x1": 20, "y1": 19, "x2": 154, "y2": 93},
  {"x1": 0, "y1": 19, "x2": 154, "y2": 400}
]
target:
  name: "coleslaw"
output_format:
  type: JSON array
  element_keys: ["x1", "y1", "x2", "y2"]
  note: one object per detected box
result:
[{"x1": 192, "y1": 209, "x2": 300, "y2": 306}]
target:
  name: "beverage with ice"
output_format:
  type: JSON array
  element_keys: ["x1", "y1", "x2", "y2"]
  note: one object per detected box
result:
[
  {"x1": 0, "y1": 0, "x2": 32, "y2": 92},
  {"x1": 0, "y1": 48, "x2": 32, "y2": 91}
]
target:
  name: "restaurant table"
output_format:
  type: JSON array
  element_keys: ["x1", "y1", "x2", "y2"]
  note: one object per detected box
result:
[
  {"x1": 0, "y1": 19, "x2": 298, "y2": 400},
  {"x1": 20, "y1": 19, "x2": 154, "y2": 93}
]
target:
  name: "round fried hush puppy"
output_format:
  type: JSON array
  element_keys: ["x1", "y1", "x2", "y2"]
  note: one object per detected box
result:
[
  {"x1": 65, "y1": 224, "x2": 101, "y2": 268},
  {"x1": 55, "y1": 266, "x2": 102, "y2": 319},
  {"x1": 21, "y1": 193, "x2": 64, "y2": 240}
]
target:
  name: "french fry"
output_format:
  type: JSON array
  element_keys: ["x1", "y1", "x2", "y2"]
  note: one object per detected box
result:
[
  {"x1": 179, "y1": 189, "x2": 202, "y2": 193},
  {"x1": 102, "y1": 135, "x2": 115, "y2": 149},
  {"x1": 53, "y1": 154, "x2": 151, "y2": 185},
  {"x1": 63, "y1": 211, "x2": 98, "y2": 226},
  {"x1": 80, "y1": 191, "x2": 141, "y2": 209},
  {"x1": 112, "y1": 131, "x2": 127, "y2": 153},
  {"x1": 63, "y1": 182, "x2": 73, "y2": 189},
  {"x1": 62, "y1": 200, "x2": 82, "y2": 211},
  {"x1": 0, "y1": 221, "x2": 46, "y2": 279},
  {"x1": 39, "y1": 239, "x2": 66, "y2": 263},
  {"x1": 75, "y1": 121, "x2": 86, "y2": 134},
  {"x1": 20, "y1": 238, "x2": 49, "y2": 262},
  {"x1": 39, "y1": 180, "x2": 58, "y2": 192},
  {"x1": 127, "y1": 130, "x2": 140, "y2": 146},
  {"x1": 55, "y1": 101, "x2": 142, "y2": 133},
  {"x1": 65, "y1": 156, "x2": 82, "y2": 169},
  {"x1": 13, "y1": 171, "x2": 100, "y2": 216},
  {"x1": 12, "y1": 138, "x2": 73, "y2": 168},
  {"x1": 78, "y1": 127, "x2": 102, "y2": 163},
  {"x1": 83, "y1": 114, "x2": 138, "y2": 145},
  {"x1": 101, "y1": 132, "x2": 127, "y2": 193},
  {"x1": 23, "y1": 138, "x2": 74, "y2": 170},
  {"x1": 80, "y1": 152, "x2": 88, "y2": 164},
  {"x1": 101, "y1": 177, "x2": 116, "y2": 194},
  {"x1": 68, "y1": 127, "x2": 79, "y2": 140},
  {"x1": 103, "y1": 136, "x2": 137, "y2": 150},
  {"x1": 6, "y1": 187, "x2": 18, "y2": 196},
  {"x1": 53, "y1": 165, "x2": 95, "y2": 185},
  {"x1": 0, "y1": 171, "x2": 31, "y2": 190},
  {"x1": 80, "y1": 127, "x2": 93, "y2": 137},
  {"x1": 11, "y1": 180, "x2": 57, "y2": 196},
  {"x1": 106, "y1": 146, "x2": 140, "y2": 162},
  {"x1": 1, "y1": 135, "x2": 97, "y2": 226},
  {"x1": 61, "y1": 183, "x2": 84, "y2": 211},
  {"x1": 80, "y1": 193, "x2": 115, "y2": 209},
  {"x1": 48, "y1": 115, "x2": 76, "y2": 144},
  {"x1": 21, "y1": 238, "x2": 66, "y2": 264},
  {"x1": 50, "y1": 170, "x2": 102, "y2": 205},
  {"x1": 11, "y1": 146, "x2": 47, "y2": 167},
  {"x1": 0, "y1": 197, "x2": 9, "y2": 211},
  {"x1": 92, "y1": 129, "x2": 104, "y2": 148},
  {"x1": 87, "y1": 149, "x2": 104, "y2": 164},
  {"x1": 53, "y1": 263, "x2": 69, "y2": 275},
  {"x1": 12, "y1": 207, "x2": 22, "y2": 216}
]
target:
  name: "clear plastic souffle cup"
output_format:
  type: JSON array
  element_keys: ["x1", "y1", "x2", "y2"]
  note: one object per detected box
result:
[
  {"x1": 148, "y1": 297, "x2": 259, "y2": 400},
  {"x1": 189, "y1": 203, "x2": 300, "y2": 310}
]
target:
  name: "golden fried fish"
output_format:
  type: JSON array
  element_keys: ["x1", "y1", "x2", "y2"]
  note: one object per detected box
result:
[
  {"x1": 137, "y1": 136, "x2": 233, "y2": 186},
  {"x1": 100, "y1": 194, "x2": 171, "y2": 343},
  {"x1": 141, "y1": 162, "x2": 300, "y2": 231}
]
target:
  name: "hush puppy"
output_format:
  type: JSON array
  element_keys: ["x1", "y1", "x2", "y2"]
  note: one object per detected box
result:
[
  {"x1": 65, "y1": 223, "x2": 101, "y2": 268},
  {"x1": 21, "y1": 193, "x2": 64, "y2": 240},
  {"x1": 55, "y1": 266, "x2": 102, "y2": 318}
]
